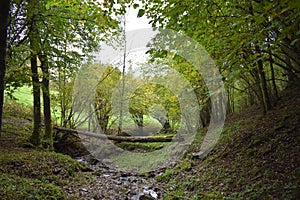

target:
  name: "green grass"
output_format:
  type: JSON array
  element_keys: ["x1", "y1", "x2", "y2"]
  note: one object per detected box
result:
[
  {"x1": 9, "y1": 86, "x2": 33, "y2": 105},
  {"x1": 6, "y1": 86, "x2": 63, "y2": 123},
  {"x1": 6, "y1": 86, "x2": 178, "y2": 135}
]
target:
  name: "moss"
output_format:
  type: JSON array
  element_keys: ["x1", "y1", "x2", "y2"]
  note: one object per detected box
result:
[
  {"x1": 114, "y1": 141, "x2": 166, "y2": 152},
  {"x1": 0, "y1": 172, "x2": 65, "y2": 200},
  {"x1": 0, "y1": 151, "x2": 88, "y2": 186}
]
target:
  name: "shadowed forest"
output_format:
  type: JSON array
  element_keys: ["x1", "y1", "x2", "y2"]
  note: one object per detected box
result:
[{"x1": 0, "y1": 0, "x2": 299, "y2": 199}]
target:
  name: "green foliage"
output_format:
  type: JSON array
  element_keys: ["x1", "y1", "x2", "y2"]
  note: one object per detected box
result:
[
  {"x1": 137, "y1": 9, "x2": 145, "y2": 17},
  {"x1": 2, "y1": 1, "x2": 299, "y2": 199},
  {"x1": 141, "y1": 0, "x2": 300, "y2": 114},
  {"x1": 6, "y1": 0, "x2": 121, "y2": 130},
  {"x1": 95, "y1": 65, "x2": 121, "y2": 132},
  {"x1": 129, "y1": 82, "x2": 181, "y2": 133}
]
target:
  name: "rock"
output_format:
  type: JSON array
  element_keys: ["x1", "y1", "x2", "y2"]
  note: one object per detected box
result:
[
  {"x1": 52, "y1": 167, "x2": 62, "y2": 174},
  {"x1": 79, "y1": 188, "x2": 88, "y2": 192},
  {"x1": 143, "y1": 189, "x2": 158, "y2": 199}
]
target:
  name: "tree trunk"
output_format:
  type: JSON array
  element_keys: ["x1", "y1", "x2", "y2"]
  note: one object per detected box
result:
[
  {"x1": 28, "y1": 0, "x2": 41, "y2": 146},
  {"x1": 257, "y1": 58, "x2": 271, "y2": 113},
  {"x1": 267, "y1": 39, "x2": 278, "y2": 100},
  {"x1": 248, "y1": 89, "x2": 255, "y2": 106},
  {"x1": 200, "y1": 100, "x2": 211, "y2": 127},
  {"x1": 285, "y1": 55, "x2": 297, "y2": 85},
  {"x1": 58, "y1": 71, "x2": 66, "y2": 126},
  {"x1": 54, "y1": 126, "x2": 173, "y2": 142},
  {"x1": 250, "y1": 67, "x2": 266, "y2": 114},
  {"x1": 0, "y1": 0, "x2": 10, "y2": 137},
  {"x1": 254, "y1": 45, "x2": 271, "y2": 114},
  {"x1": 40, "y1": 54, "x2": 52, "y2": 149},
  {"x1": 118, "y1": 17, "x2": 126, "y2": 135},
  {"x1": 218, "y1": 92, "x2": 225, "y2": 121},
  {"x1": 29, "y1": 54, "x2": 41, "y2": 146},
  {"x1": 226, "y1": 87, "x2": 234, "y2": 114},
  {"x1": 269, "y1": 54, "x2": 278, "y2": 99}
]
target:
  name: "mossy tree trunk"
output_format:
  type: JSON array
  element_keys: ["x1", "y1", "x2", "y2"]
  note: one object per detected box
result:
[
  {"x1": 40, "y1": 54, "x2": 52, "y2": 149},
  {"x1": 0, "y1": 0, "x2": 10, "y2": 137},
  {"x1": 28, "y1": 0, "x2": 41, "y2": 146}
]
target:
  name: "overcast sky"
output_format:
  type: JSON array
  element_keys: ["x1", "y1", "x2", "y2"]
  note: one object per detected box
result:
[
  {"x1": 93, "y1": 6, "x2": 154, "y2": 73},
  {"x1": 125, "y1": 6, "x2": 152, "y2": 31}
]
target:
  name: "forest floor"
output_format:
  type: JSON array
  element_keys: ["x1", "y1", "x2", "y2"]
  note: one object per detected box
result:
[
  {"x1": 157, "y1": 84, "x2": 300, "y2": 199},
  {"x1": 0, "y1": 84, "x2": 299, "y2": 199}
]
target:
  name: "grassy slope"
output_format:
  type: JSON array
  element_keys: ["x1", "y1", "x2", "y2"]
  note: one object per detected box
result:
[
  {"x1": 8, "y1": 86, "x2": 33, "y2": 105},
  {"x1": 158, "y1": 85, "x2": 300, "y2": 199},
  {"x1": 0, "y1": 100, "x2": 91, "y2": 200}
]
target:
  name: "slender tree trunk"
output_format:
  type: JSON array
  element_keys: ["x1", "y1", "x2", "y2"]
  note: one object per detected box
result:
[
  {"x1": 218, "y1": 92, "x2": 224, "y2": 121},
  {"x1": 58, "y1": 71, "x2": 65, "y2": 126},
  {"x1": 118, "y1": 18, "x2": 126, "y2": 135},
  {"x1": 251, "y1": 67, "x2": 266, "y2": 114},
  {"x1": 226, "y1": 87, "x2": 234, "y2": 114},
  {"x1": 255, "y1": 45, "x2": 271, "y2": 113},
  {"x1": 248, "y1": 89, "x2": 255, "y2": 106},
  {"x1": 267, "y1": 38, "x2": 278, "y2": 100},
  {"x1": 200, "y1": 99, "x2": 211, "y2": 127},
  {"x1": 231, "y1": 88, "x2": 235, "y2": 112},
  {"x1": 257, "y1": 58, "x2": 271, "y2": 113},
  {"x1": 269, "y1": 54, "x2": 278, "y2": 99},
  {"x1": 0, "y1": 0, "x2": 10, "y2": 138},
  {"x1": 40, "y1": 54, "x2": 52, "y2": 149},
  {"x1": 61, "y1": 42, "x2": 68, "y2": 127},
  {"x1": 285, "y1": 55, "x2": 296, "y2": 85},
  {"x1": 29, "y1": 53, "x2": 41, "y2": 146},
  {"x1": 28, "y1": 0, "x2": 41, "y2": 146},
  {"x1": 118, "y1": 64, "x2": 125, "y2": 135}
]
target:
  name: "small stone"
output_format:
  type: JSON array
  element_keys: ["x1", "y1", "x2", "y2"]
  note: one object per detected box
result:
[
  {"x1": 79, "y1": 188, "x2": 88, "y2": 192},
  {"x1": 143, "y1": 189, "x2": 158, "y2": 199}
]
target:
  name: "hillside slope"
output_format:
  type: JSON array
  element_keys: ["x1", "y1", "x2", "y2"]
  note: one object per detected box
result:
[{"x1": 159, "y1": 85, "x2": 300, "y2": 199}]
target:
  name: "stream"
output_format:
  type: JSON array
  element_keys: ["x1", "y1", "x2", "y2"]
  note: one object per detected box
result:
[{"x1": 66, "y1": 155, "x2": 166, "y2": 200}]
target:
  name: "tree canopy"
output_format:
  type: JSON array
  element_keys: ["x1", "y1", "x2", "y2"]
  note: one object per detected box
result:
[{"x1": 1, "y1": 0, "x2": 299, "y2": 146}]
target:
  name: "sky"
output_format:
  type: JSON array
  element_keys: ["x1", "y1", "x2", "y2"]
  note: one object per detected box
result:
[
  {"x1": 94, "y1": 5, "x2": 154, "y2": 74},
  {"x1": 125, "y1": 6, "x2": 152, "y2": 31}
]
